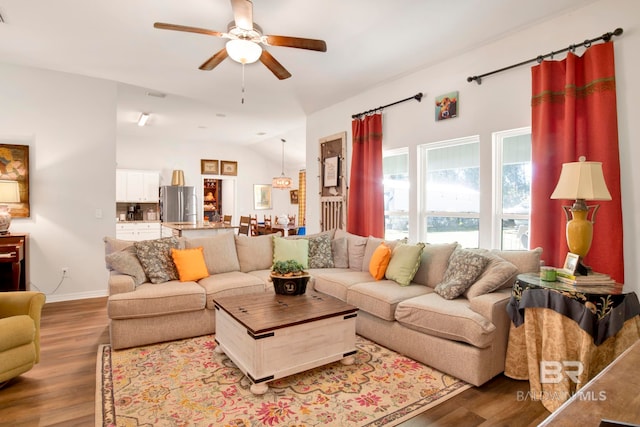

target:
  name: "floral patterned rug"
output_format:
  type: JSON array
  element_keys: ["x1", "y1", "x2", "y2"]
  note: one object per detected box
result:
[{"x1": 96, "y1": 335, "x2": 470, "y2": 426}]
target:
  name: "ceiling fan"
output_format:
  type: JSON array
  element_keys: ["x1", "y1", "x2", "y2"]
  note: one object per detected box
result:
[{"x1": 154, "y1": 0, "x2": 327, "y2": 80}]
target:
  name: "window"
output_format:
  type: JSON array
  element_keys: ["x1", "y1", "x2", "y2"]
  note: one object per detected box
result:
[
  {"x1": 383, "y1": 148, "x2": 409, "y2": 240},
  {"x1": 494, "y1": 128, "x2": 531, "y2": 250},
  {"x1": 419, "y1": 137, "x2": 480, "y2": 247}
]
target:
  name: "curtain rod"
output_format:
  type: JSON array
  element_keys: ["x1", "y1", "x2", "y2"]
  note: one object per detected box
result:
[
  {"x1": 352, "y1": 92, "x2": 423, "y2": 119},
  {"x1": 467, "y1": 28, "x2": 623, "y2": 85}
]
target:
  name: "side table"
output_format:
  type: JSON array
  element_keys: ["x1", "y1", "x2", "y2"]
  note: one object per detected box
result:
[
  {"x1": 504, "y1": 273, "x2": 640, "y2": 412},
  {"x1": 0, "y1": 233, "x2": 29, "y2": 291}
]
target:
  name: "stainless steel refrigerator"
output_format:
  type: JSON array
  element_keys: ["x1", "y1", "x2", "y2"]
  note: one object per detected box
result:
[{"x1": 160, "y1": 186, "x2": 197, "y2": 223}]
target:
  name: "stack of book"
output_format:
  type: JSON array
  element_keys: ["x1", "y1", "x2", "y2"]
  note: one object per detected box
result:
[{"x1": 556, "y1": 270, "x2": 616, "y2": 285}]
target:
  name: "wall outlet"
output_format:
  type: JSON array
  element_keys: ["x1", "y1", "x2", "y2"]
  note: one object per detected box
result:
[{"x1": 62, "y1": 267, "x2": 69, "y2": 277}]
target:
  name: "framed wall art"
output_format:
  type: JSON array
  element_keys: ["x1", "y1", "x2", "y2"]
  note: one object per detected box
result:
[
  {"x1": 290, "y1": 189, "x2": 299, "y2": 204},
  {"x1": 254, "y1": 184, "x2": 272, "y2": 210},
  {"x1": 0, "y1": 143, "x2": 30, "y2": 218},
  {"x1": 221, "y1": 160, "x2": 238, "y2": 176},
  {"x1": 200, "y1": 159, "x2": 219, "y2": 175},
  {"x1": 435, "y1": 91, "x2": 458, "y2": 121}
]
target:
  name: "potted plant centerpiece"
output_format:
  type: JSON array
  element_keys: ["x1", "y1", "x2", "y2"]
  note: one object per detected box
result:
[{"x1": 270, "y1": 260, "x2": 310, "y2": 295}]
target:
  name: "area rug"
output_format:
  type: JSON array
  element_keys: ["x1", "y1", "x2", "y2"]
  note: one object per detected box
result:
[{"x1": 96, "y1": 335, "x2": 470, "y2": 426}]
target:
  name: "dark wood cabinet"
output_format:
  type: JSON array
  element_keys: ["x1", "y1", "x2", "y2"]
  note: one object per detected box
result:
[
  {"x1": 203, "y1": 178, "x2": 222, "y2": 222},
  {"x1": 0, "y1": 232, "x2": 29, "y2": 291}
]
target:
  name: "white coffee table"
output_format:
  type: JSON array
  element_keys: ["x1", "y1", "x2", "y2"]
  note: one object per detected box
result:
[{"x1": 213, "y1": 291, "x2": 358, "y2": 394}]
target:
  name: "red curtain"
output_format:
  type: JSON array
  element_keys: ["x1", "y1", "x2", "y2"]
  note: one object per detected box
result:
[
  {"x1": 347, "y1": 113, "x2": 384, "y2": 238},
  {"x1": 530, "y1": 42, "x2": 623, "y2": 282}
]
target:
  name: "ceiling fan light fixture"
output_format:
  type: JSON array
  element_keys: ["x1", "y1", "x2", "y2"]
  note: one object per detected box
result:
[{"x1": 226, "y1": 39, "x2": 262, "y2": 64}]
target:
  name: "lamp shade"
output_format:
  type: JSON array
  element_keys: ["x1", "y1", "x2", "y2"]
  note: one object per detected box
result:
[
  {"x1": 226, "y1": 39, "x2": 262, "y2": 64},
  {"x1": 0, "y1": 180, "x2": 20, "y2": 203},
  {"x1": 550, "y1": 158, "x2": 611, "y2": 201},
  {"x1": 272, "y1": 175, "x2": 293, "y2": 189}
]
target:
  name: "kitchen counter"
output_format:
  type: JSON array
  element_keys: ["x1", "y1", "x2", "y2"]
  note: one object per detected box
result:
[{"x1": 162, "y1": 222, "x2": 238, "y2": 238}]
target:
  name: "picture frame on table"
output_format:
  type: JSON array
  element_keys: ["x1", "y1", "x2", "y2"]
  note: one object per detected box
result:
[
  {"x1": 561, "y1": 252, "x2": 580, "y2": 275},
  {"x1": 254, "y1": 184, "x2": 272, "y2": 210},
  {"x1": 221, "y1": 160, "x2": 238, "y2": 176},
  {"x1": 200, "y1": 159, "x2": 219, "y2": 175}
]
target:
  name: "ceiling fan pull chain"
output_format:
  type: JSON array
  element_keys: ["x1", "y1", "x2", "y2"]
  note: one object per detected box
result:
[{"x1": 241, "y1": 62, "x2": 246, "y2": 104}]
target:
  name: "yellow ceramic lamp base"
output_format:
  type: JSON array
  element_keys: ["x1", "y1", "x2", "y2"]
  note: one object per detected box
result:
[{"x1": 565, "y1": 208, "x2": 593, "y2": 258}]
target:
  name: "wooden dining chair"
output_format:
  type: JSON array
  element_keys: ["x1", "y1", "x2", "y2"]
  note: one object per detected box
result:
[
  {"x1": 250, "y1": 215, "x2": 259, "y2": 236},
  {"x1": 238, "y1": 216, "x2": 251, "y2": 235},
  {"x1": 287, "y1": 214, "x2": 298, "y2": 236},
  {"x1": 223, "y1": 215, "x2": 232, "y2": 225},
  {"x1": 263, "y1": 215, "x2": 273, "y2": 234}
]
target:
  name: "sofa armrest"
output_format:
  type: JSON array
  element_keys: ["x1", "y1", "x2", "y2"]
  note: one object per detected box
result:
[
  {"x1": 468, "y1": 288, "x2": 512, "y2": 322},
  {"x1": 108, "y1": 272, "x2": 136, "y2": 295}
]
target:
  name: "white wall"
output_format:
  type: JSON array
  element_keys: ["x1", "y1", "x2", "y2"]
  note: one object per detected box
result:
[
  {"x1": 116, "y1": 134, "x2": 300, "y2": 221},
  {"x1": 305, "y1": 0, "x2": 640, "y2": 294},
  {"x1": 0, "y1": 63, "x2": 117, "y2": 302}
]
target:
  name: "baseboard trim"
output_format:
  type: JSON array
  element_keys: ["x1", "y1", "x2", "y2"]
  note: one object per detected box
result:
[{"x1": 43, "y1": 290, "x2": 108, "y2": 303}]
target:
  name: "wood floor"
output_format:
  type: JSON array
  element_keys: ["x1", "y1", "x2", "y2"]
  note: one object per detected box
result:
[{"x1": 0, "y1": 297, "x2": 551, "y2": 426}]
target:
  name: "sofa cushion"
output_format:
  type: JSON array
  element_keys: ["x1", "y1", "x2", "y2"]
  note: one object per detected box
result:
[
  {"x1": 198, "y1": 271, "x2": 268, "y2": 308},
  {"x1": 313, "y1": 271, "x2": 374, "y2": 301},
  {"x1": 171, "y1": 247, "x2": 210, "y2": 282},
  {"x1": 307, "y1": 234, "x2": 334, "y2": 268},
  {"x1": 105, "y1": 246, "x2": 147, "y2": 286},
  {"x1": 104, "y1": 236, "x2": 134, "y2": 255},
  {"x1": 331, "y1": 237, "x2": 349, "y2": 268},
  {"x1": 385, "y1": 243, "x2": 425, "y2": 286},
  {"x1": 273, "y1": 236, "x2": 309, "y2": 268},
  {"x1": 368, "y1": 243, "x2": 392, "y2": 280},
  {"x1": 412, "y1": 242, "x2": 458, "y2": 288},
  {"x1": 435, "y1": 248, "x2": 489, "y2": 300},
  {"x1": 134, "y1": 237, "x2": 181, "y2": 284},
  {"x1": 108, "y1": 281, "x2": 206, "y2": 319},
  {"x1": 186, "y1": 233, "x2": 241, "y2": 274},
  {"x1": 347, "y1": 281, "x2": 432, "y2": 321},
  {"x1": 334, "y1": 229, "x2": 368, "y2": 271},
  {"x1": 491, "y1": 247, "x2": 543, "y2": 275},
  {"x1": 464, "y1": 250, "x2": 519, "y2": 299},
  {"x1": 235, "y1": 234, "x2": 273, "y2": 272},
  {"x1": 395, "y1": 293, "x2": 496, "y2": 348}
]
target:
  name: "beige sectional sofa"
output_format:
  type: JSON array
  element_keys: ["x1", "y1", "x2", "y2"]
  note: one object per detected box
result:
[{"x1": 104, "y1": 228, "x2": 542, "y2": 386}]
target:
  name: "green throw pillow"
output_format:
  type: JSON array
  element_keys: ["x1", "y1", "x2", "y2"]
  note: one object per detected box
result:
[
  {"x1": 385, "y1": 243, "x2": 425, "y2": 286},
  {"x1": 273, "y1": 236, "x2": 309, "y2": 269}
]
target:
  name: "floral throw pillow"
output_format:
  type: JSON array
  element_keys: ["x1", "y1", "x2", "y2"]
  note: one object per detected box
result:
[
  {"x1": 308, "y1": 234, "x2": 335, "y2": 269},
  {"x1": 134, "y1": 237, "x2": 180, "y2": 284},
  {"x1": 435, "y1": 249, "x2": 489, "y2": 300}
]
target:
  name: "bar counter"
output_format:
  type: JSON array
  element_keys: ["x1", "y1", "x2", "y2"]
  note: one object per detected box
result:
[{"x1": 162, "y1": 222, "x2": 239, "y2": 238}]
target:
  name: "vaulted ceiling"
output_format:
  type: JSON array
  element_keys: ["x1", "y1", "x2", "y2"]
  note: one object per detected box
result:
[{"x1": 0, "y1": 0, "x2": 597, "y2": 165}]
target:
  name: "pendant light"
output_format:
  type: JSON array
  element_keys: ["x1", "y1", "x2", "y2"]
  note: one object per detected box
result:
[{"x1": 272, "y1": 139, "x2": 293, "y2": 189}]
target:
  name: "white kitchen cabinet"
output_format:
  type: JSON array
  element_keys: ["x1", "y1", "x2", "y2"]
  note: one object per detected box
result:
[
  {"x1": 116, "y1": 222, "x2": 162, "y2": 241},
  {"x1": 116, "y1": 169, "x2": 160, "y2": 203}
]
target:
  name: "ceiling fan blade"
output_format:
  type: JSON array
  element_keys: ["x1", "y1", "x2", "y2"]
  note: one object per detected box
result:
[
  {"x1": 230, "y1": 0, "x2": 253, "y2": 31},
  {"x1": 199, "y1": 48, "x2": 229, "y2": 70},
  {"x1": 259, "y1": 50, "x2": 291, "y2": 80},
  {"x1": 265, "y1": 35, "x2": 327, "y2": 52},
  {"x1": 154, "y1": 22, "x2": 223, "y2": 38}
]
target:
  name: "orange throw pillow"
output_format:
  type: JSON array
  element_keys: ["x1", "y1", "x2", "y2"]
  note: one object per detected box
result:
[
  {"x1": 171, "y1": 247, "x2": 209, "y2": 282},
  {"x1": 368, "y1": 242, "x2": 392, "y2": 280}
]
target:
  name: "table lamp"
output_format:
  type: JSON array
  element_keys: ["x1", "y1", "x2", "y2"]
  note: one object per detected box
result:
[
  {"x1": 550, "y1": 157, "x2": 611, "y2": 274},
  {"x1": 0, "y1": 180, "x2": 20, "y2": 234}
]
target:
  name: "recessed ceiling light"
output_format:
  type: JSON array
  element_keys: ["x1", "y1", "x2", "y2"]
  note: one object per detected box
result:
[
  {"x1": 146, "y1": 91, "x2": 166, "y2": 98},
  {"x1": 137, "y1": 113, "x2": 150, "y2": 127},
  {"x1": 216, "y1": 113, "x2": 227, "y2": 118},
  {"x1": 256, "y1": 132, "x2": 267, "y2": 136}
]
